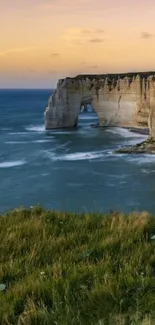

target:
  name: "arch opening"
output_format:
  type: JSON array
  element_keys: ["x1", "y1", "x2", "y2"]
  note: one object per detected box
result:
[{"x1": 77, "y1": 96, "x2": 99, "y2": 128}]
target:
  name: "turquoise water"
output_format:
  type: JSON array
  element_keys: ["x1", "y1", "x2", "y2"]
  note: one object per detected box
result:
[{"x1": 0, "y1": 89, "x2": 155, "y2": 213}]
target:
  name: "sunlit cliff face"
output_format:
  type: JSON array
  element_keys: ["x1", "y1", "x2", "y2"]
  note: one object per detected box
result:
[{"x1": 0, "y1": 0, "x2": 155, "y2": 88}]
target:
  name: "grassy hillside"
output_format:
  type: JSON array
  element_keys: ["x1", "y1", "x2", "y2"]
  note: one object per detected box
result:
[{"x1": 1, "y1": 207, "x2": 155, "y2": 324}]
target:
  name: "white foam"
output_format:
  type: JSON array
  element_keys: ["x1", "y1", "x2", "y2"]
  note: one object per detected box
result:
[
  {"x1": 32, "y1": 139, "x2": 53, "y2": 143},
  {"x1": 63, "y1": 152, "x2": 103, "y2": 161},
  {"x1": 8, "y1": 132, "x2": 28, "y2": 135},
  {"x1": 109, "y1": 174, "x2": 128, "y2": 179},
  {"x1": 78, "y1": 115, "x2": 98, "y2": 120},
  {"x1": 6, "y1": 141, "x2": 28, "y2": 144},
  {"x1": 108, "y1": 146, "x2": 155, "y2": 163},
  {"x1": 106, "y1": 150, "x2": 127, "y2": 158},
  {"x1": 26, "y1": 125, "x2": 45, "y2": 132},
  {"x1": 56, "y1": 141, "x2": 71, "y2": 149},
  {"x1": 123, "y1": 138, "x2": 146, "y2": 146},
  {"x1": 106, "y1": 127, "x2": 148, "y2": 146},
  {"x1": 127, "y1": 155, "x2": 155, "y2": 165},
  {"x1": 109, "y1": 151, "x2": 155, "y2": 165},
  {"x1": 42, "y1": 173, "x2": 50, "y2": 176},
  {"x1": 6, "y1": 139, "x2": 52, "y2": 144},
  {"x1": 142, "y1": 169, "x2": 150, "y2": 174},
  {"x1": 106, "y1": 127, "x2": 148, "y2": 139},
  {"x1": 52, "y1": 131, "x2": 73, "y2": 135},
  {"x1": 46, "y1": 150, "x2": 105, "y2": 161},
  {"x1": 0, "y1": 160, "x2": 26, "y2": 168}
]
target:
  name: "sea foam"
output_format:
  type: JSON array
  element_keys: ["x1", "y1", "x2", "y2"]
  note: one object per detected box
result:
[
  {"x1": 0, "y1": 160, "x2": 26, "y2": 168},
  {"x1": 46, "y1": 150, "x2": 105, "y2": 161},
  {"x1": 106, "y1": 127, "x2": 147, "y2": 138},
  {"x1": 25, "y1": 125, "x2": 45, "y2": 132}
]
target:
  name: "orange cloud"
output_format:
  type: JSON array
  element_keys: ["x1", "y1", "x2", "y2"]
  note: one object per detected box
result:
[
  {"x1": 141, "y1": 32, "x2": 155, "y2": 39},
  {"x1": 61, "y1": 27, "x2": 105, "y2": 44}
]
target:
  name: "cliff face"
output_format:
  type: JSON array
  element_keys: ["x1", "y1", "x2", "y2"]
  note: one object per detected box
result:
[{"x1": 44, "y1": 73, "x2": 155, "y2": 138}]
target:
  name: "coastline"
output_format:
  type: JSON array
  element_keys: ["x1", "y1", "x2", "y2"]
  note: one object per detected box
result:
[
  {"x1": 124, "y1": 126, "x2": 149, "y2": 135},
  {"x1": 91, "y1": 124, "x2": 153, "y2": 154},
  {"x1": 91, "y1": 123, "x2": 149, "y2": 135}
]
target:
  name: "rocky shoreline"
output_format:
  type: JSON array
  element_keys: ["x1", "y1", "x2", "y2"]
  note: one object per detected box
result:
[
  {"x1": 91, "y1": 124, "x2": 154, "y2": 154},
  {"x1": 124, "y1": 126, "x2": 149, "y2": 135},
  {"x1": 116, "y1": 137, "x2": 155, "y2": 154},
  {"x1": 91, "y1": 124, "x2": 149, "y2": 135}
]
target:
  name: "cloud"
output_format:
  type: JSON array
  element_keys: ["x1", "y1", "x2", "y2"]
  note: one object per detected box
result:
[
  {"x1": 141, "y1": 32, "x2": 155, "y2": 39},
  {"x1": 82, "y1": 28, "x2": 104, "y2": 35},
  {"x1": 89, "y1": 38, "x2": 104, "y2": 43},
  {"x1": 29, "y1": 69, "x2": 37, "y2": 73},
  {"x1": 50, "y1": 53, "x2": 60, "y2": 57},
  {"x1": 61, "y1": 27, "x2": 105, "y2": 44},
  {"x1": 95, "y1": 29, "x2": 104, "y2": 34},
  {"x1": 89, "y1": 65, "x2": 98, "y2": 69},
  {"x1": 0, "y1": 46, "x2": 36, "y2": 56},
  {"x1": 81, "y1": 29, "x2": 92, "y2": 35}
]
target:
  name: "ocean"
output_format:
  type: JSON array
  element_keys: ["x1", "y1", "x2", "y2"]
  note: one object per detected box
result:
[{"x1": 0, "y1": 89, "x2": 155, "y2": 214}]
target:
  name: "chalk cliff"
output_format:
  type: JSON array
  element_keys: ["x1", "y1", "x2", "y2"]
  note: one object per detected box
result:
[{"x1": 44, "y1": 72, "x2": 155, "y2": 138}]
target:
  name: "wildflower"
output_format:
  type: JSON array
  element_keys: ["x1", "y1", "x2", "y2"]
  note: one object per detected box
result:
[{"x1": 0, "y1": 284, "x2": 6, "y2": 292}]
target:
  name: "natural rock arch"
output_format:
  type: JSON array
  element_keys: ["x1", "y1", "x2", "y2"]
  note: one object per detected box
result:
[
  {"x1": 44, "y1": 79, "x2": 101, "y2": 129},
  {"x1": 44, "y1": 73, "x2": 155, "y2": 138}
]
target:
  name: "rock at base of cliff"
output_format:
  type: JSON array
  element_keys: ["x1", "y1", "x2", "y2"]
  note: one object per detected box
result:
[{"x1": 115, "y1": 138, "x2": 155, "y2": 154}]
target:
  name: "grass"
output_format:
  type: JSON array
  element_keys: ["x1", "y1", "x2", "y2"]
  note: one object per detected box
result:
[{"x1": 1, "y1": 207, "x2": 155, "y2": 324}]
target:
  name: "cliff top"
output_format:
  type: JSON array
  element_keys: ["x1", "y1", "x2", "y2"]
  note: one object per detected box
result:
[{"x1": 64, "y1": 71, "x2": 155, "y2": 81}]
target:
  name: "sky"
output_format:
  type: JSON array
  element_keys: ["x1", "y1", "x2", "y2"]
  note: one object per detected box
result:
[{"x1": 0, "y1": 0, "x2": 155, "y2": 88}]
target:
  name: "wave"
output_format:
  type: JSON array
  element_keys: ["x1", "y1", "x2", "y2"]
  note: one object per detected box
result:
[
  {"x1": 106, "y1": 127, "x2": 148, "y2": 139},
  {"x1": 42, "y1": 173, "x2": 50, "y2": 176},
  {"x1": 32, "y1": 139, "x2": 53, "y2": 143},
  {"x1": 6, "y1": 141, "x2": 28, "y2": 144},
  {"x1": 51, "y1": 131, "x2": 73, "y2": 135},
  {"x1": 106, "y1": 127, "x2": 148, "y2": 147},
  {"x1": 56, "y1": 141, "x2": 71, "y2": 149},
  {"x1": 45, "y1": 146, "x2": 155, "y2": 165},
  {"x1": 123, "y1": 138, "x2": 147, "y2": 146},
  {"x1": 46, "y1": 150, "x2": 105, "y2": 161},
  {"x1": 0, "y1": 160, "x2": 26, "y2": 168},
  {"x1": 142, "y1": 169, "x2": 151, "y2": 174},
  {"x1": 5, "y1": 139, "x2": 53, "y2": 144},
  {"x1": 78, "y1": 115, "x2": 98, "y2": 120},
  {"x1": 25, "y1": 125, "x2": 45, "y2": 132},
  {"x1": 109, "y1": 150, "x2": 155, "y2": 165},
  {"x1": 26, "y1": 125, "x2": 73, "y2": 134},
  {"x1": 127, "y1": 155, "x2": 155, "y2": 165},
  {"x1": 8, "y1": 132, "x2": 28, "y2": 135},
  {"x1": 109, "y1": 173, "x2": 129, "y2": 179}
]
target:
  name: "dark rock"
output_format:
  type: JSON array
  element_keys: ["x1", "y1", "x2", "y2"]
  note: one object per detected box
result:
[{"x1": 115, "y1": 138, "x2": 155, "y2": 154}]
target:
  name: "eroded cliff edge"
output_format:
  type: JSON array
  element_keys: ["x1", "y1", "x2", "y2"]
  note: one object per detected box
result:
[{"x1": 44, "y1": 72, "x2": 155, "y2": 139}]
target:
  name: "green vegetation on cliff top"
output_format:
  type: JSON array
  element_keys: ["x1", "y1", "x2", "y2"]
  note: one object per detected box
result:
[{"x1": 1, "y1": 207, "x2": 155, "y2": 324}]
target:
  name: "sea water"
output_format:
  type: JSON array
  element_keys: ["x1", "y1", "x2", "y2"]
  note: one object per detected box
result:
[{"x1": 0, "y1": 89, "x2": 155, "y2": 213}]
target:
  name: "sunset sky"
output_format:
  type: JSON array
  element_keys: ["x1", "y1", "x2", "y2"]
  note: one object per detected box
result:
[{"x1": 0, "y1": 0, "x2": 155, "y2": 88}]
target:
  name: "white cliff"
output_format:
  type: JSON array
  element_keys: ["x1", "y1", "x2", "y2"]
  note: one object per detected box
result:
[{"x1": 44, "y1": 73, "x2": 155, "y2": 138}]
